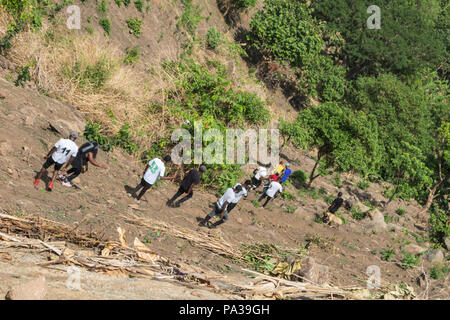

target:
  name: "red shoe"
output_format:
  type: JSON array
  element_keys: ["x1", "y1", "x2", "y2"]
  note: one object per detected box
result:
[
  {"x1": 34, "y1": 178, "x2": 40, "y2": 187},
  {"x1": 48, "y1": 181, "x2": 54, "y2": 190}
]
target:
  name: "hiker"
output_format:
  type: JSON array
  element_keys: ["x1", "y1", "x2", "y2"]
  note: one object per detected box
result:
[
  {"x1": 60, "y1": 142, "x2": 108, "y2": 187},
  {"x1": 250, "y1": 166, "x2": 268, "y2": 190},
  {"x1": 271, "y1": 160, "x2": 285, "y2": 176},
  {"x1": 323, "y1": 192, "x2": 344, "y2": 222},
  {"x1": 263, "y1": 172, "x2": 280, "y2": 187},
  {"x1": 34, "y1": 132, "x2": 79, "y2": 191},
  {"x1": 129, "y1": 155, "x2": 174, "y2": 204},
  {"x1": 166, "y1": 165, "x2": 207, "y2": 208},
  {"x1": 258, "y1": 180, "x2": 283, "y2": 208},
  {"x1": 199, "y1": 185, "x2": 243, "y2": 229},
  {"x1": 226, "y1": 180, "x2": 251, "y2": 214},
  {"x1": 279, "y1": 163, "x2": 292, "y2": 184}
]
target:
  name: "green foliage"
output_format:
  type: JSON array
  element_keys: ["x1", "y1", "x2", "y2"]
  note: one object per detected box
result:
[
  {"x1": 84, "y1": 121, "x2": 115, "y2": 152},
  {"x1": 98, "y1": 0, "x2": 107, "y2": 13},
  {"x1": 357, "y1": 180, "x2": 370, "y2": 190},
  {"x1": 309, "y1": 0, "x2": 448, "y2": 77},
  {"x1": 201, "y1": 164, "x2": 243, "y2": 194},
  {"x1": 65, "y1": 55, "x2": 114, "y2": 90},
  {"x1": 252, "y1": 200, "x2": 261, "y2": 208},
  {"x1": 430, "y1": 263, "x2": 450, "y2": 280},
  {"x1": 285, "y1": 206, "x2": 296, "y2": 214},
  {"x1": 143, "y1": 138, "x2": 170, "y2": 161},
  {"x1": 351, "y1": 205, "x2": 365, "y2": 220},
  {"x1": 177, "y1": 0, "x2": 204, "y2": 37},
  {"x1": 249, "y1": 0, "x2": 323, "y2": 68},
  {"x1": 14, "y1": 62, "x2": 34, "y2": 87},
  {"x1": 122, "y1": 0, "x2": 130, "y2": 6},
  {"x1": 114, "y1": 0, "x2": 122, "y2": 6},
  {"x1": 396, "y1": 207, "x2": 406, "y2": 216},
  {"x1": 115, "y1": 124, "x2": 139, "y2": 154},
  {"x1": 99, "y1": 17, "x2": 111, "y2": 35},
  {"x1": 291, "y1": 170, "x2": 308, "y2": 186},
  {"x1": 123, "y1": 46, "x2": 140, "y2": 65},
  {"x1": 280, "y1": 191, "x2": 295, "y2": 201},
  {"x1": 134, "y1": 0, "x2": 143, "y2": 12},
  {"x1": 429, "y1": 207, "x2": 450, "y2": 246},
  {"x1": 381, "y1": 247, "x2": 395, "y2": 262},
  {"x1": 206, "y1": 26, "x2": 223, "y2": 49},
  {"x1": 330, "y1": 174, "x2": 342, "y2": 187},
  {"x1": 0, "y1": 0, "x2": 42, "y2": 27},
  {"x1": 232, "y1": 0, "x2": 256, "y2": 10},
  {"x1": 84, "y1": 25, "x2": 94, "y2": 35},
  {"x1": 400, "y1": 252, "x2": 421, "y2": 270},
  {"x1": 126, "y1": 18, "x2": 142, "y2": 37}
]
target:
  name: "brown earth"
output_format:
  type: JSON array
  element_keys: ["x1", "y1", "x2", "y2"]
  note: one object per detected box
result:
[{"x1": 0, "y1": 77, "x2": 448, "y2": 299}]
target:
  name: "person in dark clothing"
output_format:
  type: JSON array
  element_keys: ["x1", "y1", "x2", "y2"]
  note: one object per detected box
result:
[
  {"x1": 166, "y1": 165, "x2": 207, "y2": 208},
  {"x1": 60, "y1": 142, "x2": 108, "y2": 187},
  {"x1": 323, "y1": 192, "x2": 344, "y2": 222}
]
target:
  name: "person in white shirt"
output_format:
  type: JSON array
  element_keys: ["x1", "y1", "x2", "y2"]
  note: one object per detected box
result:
[
  {"x1": 199, "y1": 185, "x2": 242, "y2": 229},
  {"x1": 129, "y1": 155, "x2": 174, "y2": 204},
  {"x1": 258, "y1": 180, "x2": 283, "y2": 208},
  {"x1": 226, "y1": 180, "x2": 251, "y2": 214},
  {"x1": 34, "y1": 132, "x2": 79, "y2": 191},
  {"x1": 251, "y1": 166, "x2": 269, "y2": 190}
]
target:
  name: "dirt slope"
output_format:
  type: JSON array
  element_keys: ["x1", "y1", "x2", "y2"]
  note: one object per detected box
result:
[{"x1": 0, "y1": 76, "x2": 448, "y2": 299}]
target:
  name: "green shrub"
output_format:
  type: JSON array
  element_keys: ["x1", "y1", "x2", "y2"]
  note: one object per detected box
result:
[
  {"x1": 98, "y1": 0, "x2": 107, "y2": 13},
  {"x1": 114, "y1": 0, "x2": 122, "y2": 6},
  {"x1": 177, "y1": 0, "x2": 204, "y2": 37},
  {"x1": 396, "y1": 207, "x2": 406, "y2": 216},
  {"x1": 232, "y1": 0, "x2": 257, "y2": 10},
  {"x1": 206, "y1": 26, "x2": 223, "y2": 49},
  {"x1": 68, "y1": 56, "x2": 114, "y2": 90},
  {"x1": 85, "y1": 26, "x2": 94, "y2": 35},
  {"x1": 285, "y1": 206, "x2": 296, "y2": 213},
  {"x1": 252, "y1": 200, "x2": 261, "y2": 208},
  {"x1": 429, "y1": 208, "x2": 450, "y2": 246},
  {"x1": 351, "y1": 205, "x2": 365, "y2": 220},
  {"x1": 291, "y1": 170, "x2": 308, "y2": 186},
  {"x1": 280, "y1": 191, "x2": 295, "y2": 201},
  {"x1": 123, "y1": 46, "x2": 140, "y2": 65},
  {"x1": 400, "y1": 252, "x2": 421, "y2": 270},
  {"x1": 115, "y1": 124, "x2": 139, "y2": 154},
  {"x1": 84, "y1": 121, "x2": 114, "y2": 152},
  {"x1": 126, "y1": 18, "x2": 142, "y2": 37},
  {"x1": 134, "y1": 0, "x2": 143, "y2": 12},
  {"x1": 381, "y1": 247, "x2": 395, "y2": 262},
  {"x1": 99, "y1": 17, "x2": 111, "y2": 35},
  {"x1": 14, "y1": 62, "x2": 34, "y2": 87},
  {"x1": 430, "y1": 263, "x2": 450, "y2": 279},
  {"x1": 358, "y1": 180, "x2": 370, "y2": 190}
]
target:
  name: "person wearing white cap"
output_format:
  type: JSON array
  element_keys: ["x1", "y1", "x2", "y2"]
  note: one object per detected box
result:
[{"x1": 34, "y1": 131, "x2": 79, "y2": 191}]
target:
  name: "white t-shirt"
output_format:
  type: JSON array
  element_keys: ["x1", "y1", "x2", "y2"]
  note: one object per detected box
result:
[
  {"x1": 232, "y1": 183, "x2": 247, "y2": 203},
  {"x1": 217, "y1": 188, "x2": 236, "y2": 210},
  {"x1": 143, "y1": 158, "x2": 165, "y2": 185},
  {"x1": 266, "y1": 181, "x2": 282, "y2": 198},
  {"x1": 254, "y1": 167, "x2": 268, "y2": 180},
  {"x1": 51, "y1": 139, "x2": 78, "y2": 164}
]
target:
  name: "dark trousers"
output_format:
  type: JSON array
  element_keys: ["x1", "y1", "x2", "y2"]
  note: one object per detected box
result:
[
  {"x1": 167, "y1": 186, "x2": 193, "y2": 205},
  {"x1": 258, "y1": 192, "x2": 277, "y2": 208},
  {"x1": 132, "y1": 178, "x2": 153, "y2": 200},
  {"x1": 66, "y1": 167, "x2": 82, "y2": 182}
]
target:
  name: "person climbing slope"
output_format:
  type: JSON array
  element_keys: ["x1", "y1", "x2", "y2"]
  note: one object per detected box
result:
[
  {"x1": 279, "y1": 163, "x2": 292, "y2": 184},
  {"x1": 129, "y1": 155, "x2": 174, "y2": 204},
  {"x1": 225, "y1": 180, "x2": 251, "y2": 214},
  {"x1": 34, "y1": 132, "x2": 79, "y2": 191},
  {"x1": 250, "y1": 165, "x2": 268, "y2": 191},
  {"x1": 258, "y1": 179, "x2": 283, "y2": 208},
  {"x1": 323, "y1": 192, "x2": 344, "y2": 223},
  {"x1": 199, "y1": 185, "x2": 242, "y2": 229},
  {"x1": 60, "y1": 141, "x2": 108, "y2": 187},
  {"x1": 166, "y1": 165, "x2": 207, "y2": 208}
]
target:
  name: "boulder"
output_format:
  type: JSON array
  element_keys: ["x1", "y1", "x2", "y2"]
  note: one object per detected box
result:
[
  {"x1": 5, "y1": 276, "x2": 47, "y2": 300},
  {"x1": 295, "y1": 257, "x2": 329, "y2": 285},
  {"x1": 425, "y1": 249, "x2": 444, "y2": 264},
  {"x1": 364, "y1": 209, "x2": 387, "y2": 233},
  {"x1": 444, "y1": 237, "x2": 450, "y2": 250}
]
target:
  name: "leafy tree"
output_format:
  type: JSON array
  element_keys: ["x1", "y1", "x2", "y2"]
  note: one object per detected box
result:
[
  {"x1": 280, "y1": 102, "x2": 380, "y2": 186},
  {"x1": 308, "y1": 0, "x2": 447, "y2": 77}
]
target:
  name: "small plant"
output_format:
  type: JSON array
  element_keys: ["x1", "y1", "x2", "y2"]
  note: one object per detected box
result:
[
  {"x1": 252, "y1": 200, "x2": 261, "y2": 208},
  {"x1": 123, "y1": 0, "x2": 131, "y2": 6},
  {"x1": 357, "y1": 180, "x2": 370, "y2": 190},
  {"x1": 98, "y1": 0, "x2": 107, "y2": 13},
  {"x1": 177, "y1": 0, "x2": 204, "y2": 37},
  {"x1": 114, "y1": 0, "x2": 123, "y2": 6},
  {"x1": 381, "y1": 247, "x2": 395, "y2": 262},
  {"x1": 396, "y1": 207, "x2": 406, "y2": 216},
  {"x1": 291, "y1": 170, "x2": 308, "y2": 187},
  {"x1": 14, "y1": 62, "x2": 34, "y2": 87},
  {"x1": 206, "y1": 26, "x2": 223, "y2": 49},
  {"x1": 84, "y1": 121, "x2": 114, "y2": 151},
  {"x1": 285, "y1": 206, "x2": 296, "y2": 214},
  {"x1": 351, "y1": 206, "x2": 365, "y2": 220},
  {"x1": 331, "y1": 174, "x2": 343, "y2": 187},
  {"x1": 232, "y1": 0, "x2": 257, "y2": 10},
  {"x1": 99, "y1": 17, "x2": 111, "y2": 35},
  {"x1": 324, "y1": 194, "x2": 334, "y2": 204},
  {"x1": 400, "y1": 252, "x2": 421, "y2": 270},
  {"x1": 280, "y1": 191, "x2": 295, "y2": 201},
  {"x1": 429, "y1": 263, "x2": 450, "y2": 279},
  {"x1": 123, "y1": 46, "x2": 140, "y2": 65},
  {"x1": 134, "y1": 0, "x2": 144, "y2": 12},
  {"x1": 84, "y1": 26, "x2": 94, "y2": 35},
  {"x1": 115, "y1": 124, "x2": 139, "y2": 154},
  {"x1": 126, "y1": 18, "x2": 142, "y2": 37}
]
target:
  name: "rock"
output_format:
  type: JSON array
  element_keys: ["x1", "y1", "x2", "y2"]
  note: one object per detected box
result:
[
  {"x1": 368, "y1": 209, "x2": 384, "y2": 222},
  {"x1": 0, "y1": 141, "x2": 9, "y2": 156},
  {"x1": 444, "y1": 237, "x2": 450, "y2": 250},
  {"x1": 364, "y1": 209, "x2": 387, "y2": 232},
  {"x1": 425, "y1": 249, "x2": 444, "y2": 264},
  {"x1": 404, "y1": 244, "x2": 426, "y2": 256},
  {"x1": 344, "y1": 196, "x2": 358, "y2": 210},
  {"x1": 5, "y1": 276, "x2": 47, "y2": 300},
  {"x1": 295, "y1": 257, "x2": 329, "y2": 285}
]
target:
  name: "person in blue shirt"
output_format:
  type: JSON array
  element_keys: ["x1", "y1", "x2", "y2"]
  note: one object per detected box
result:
[{"x1": 280, "y1": 163, "x2": 292, "y2": 184}]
